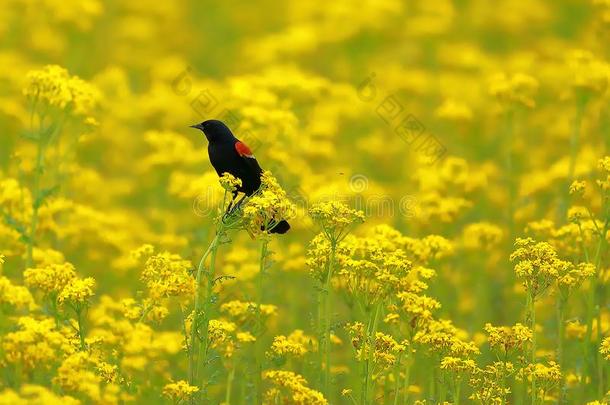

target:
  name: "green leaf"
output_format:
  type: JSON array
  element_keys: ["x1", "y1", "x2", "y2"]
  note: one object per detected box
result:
[
  {"x1": 34, "y1": 184, "x2": 60, "y2": 209},
  {"x1": 20, "y1": 129, "x2": 40, "y2": 141},
  {"x1": 0, "y1": 210, "x2": 30, "y2": 242}
]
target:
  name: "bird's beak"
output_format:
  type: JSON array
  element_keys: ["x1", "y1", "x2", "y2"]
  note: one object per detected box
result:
[{"x1": 189, "y1": 124, "x2": 202, "y2": 130}]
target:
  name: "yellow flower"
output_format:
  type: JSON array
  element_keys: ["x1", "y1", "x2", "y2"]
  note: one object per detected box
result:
[
  {"x1": 241, "y1": 171, "x2": 296, "y2": 234},
  {"x1": 309, "y1": 200, "x2": 365, "y2": 242},
  {"x1": 440, "y1": 356, "x2": 477, "y2": 373},
  {"x1": 236, "y1": 331, "x2": 256, "y2": 343},
  {"x1": 130, "y1": 244, "x2": 155, "y2": 261},
  {"x1": 162, "y1": 380, "x2": 199, "y2": 402},
  {"x1": 566, "y1": 50, "x2": 609, "y2": 95},
  {"x1": 23, "y1": 65, "x2": 100, "y2": 117},
  {"x1": 414, "y1": 319, "x2": 479, "y2": 358},
  {"x1": 484, "y1": 323, "x2": 532, "y2": 354},
  {"x1": 600, "y1": 337, "x2": 610, "y2": 360},
  {"x1": 598, "y1": 156, "x2": 610, "y2": 190},
  {"x1": 510, "y1": 238, "x2": 571, "y2": 299},
  {"x1": 220, "y1": 300, "x2": 278, "y2": 322},
  {"x1": 219, "y1": 172, "x2": 243, "y2": 192},
  {"x1": 521, "y1": 361, "x2": 562, "y2": 387},
  {"x1": 469, "y1": 361, "x2": 515, "y2": 404},
  {"x1": 140, "y1": 252, "x2": 195, "y2": 300},
  {"x1": 268, "y1": 329, "x2": 315, "y2": 359},
  {"x1": 346, "y1": 323, "x2": 406, "y2": 368},
  {"x1": 57, "y1": 277, "x2": 96, "y2": 306},
  {"x1": 269, "y1": 335, "x2": 308, "y2": 357},
  {"x1": 566, "y1": 320, "x2": 587, "y2": 340},
  {"x1": 0, "y1": 276, "x2": 36, "y2": 310},
  {"x1": 489, "y1": 72, "x2": 539, "y2": 108},
  {"x1": 569, "y1": 180, "x2": 586, "y2": 196},
  {"x1": 263, "y1": 370, "x2": 328, "y2": 405},
  {"x1": 568, "y1": 206, "x2": 589, "y2": 223},
  {"x1": 462, "y1": 222, "x2": 503, "y2": 250},
  {"x1": 2, "y1": 316, "x2": 69, "y2": 370},
  {"x1": 0, "y1": 385, "x2": 80, "y2": 405},
  {"x1": 53, "y1": 351, "x2": 117, "y2": 402},
  {"x1": 208, "y1": 319, "x2": 236, "y2": 344},
  {"x1": 24, "y1": 262, "x2": 76, "y2": 295},
  {"x1": 435, "y1": 98, "x2": 473, "y2": 122}
]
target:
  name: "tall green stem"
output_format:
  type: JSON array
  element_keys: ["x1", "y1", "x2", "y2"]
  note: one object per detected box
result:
[
  {"x1": 361, "y1": 303, "x2": 381, "y2": 405},
  {"x1": 556, "y1": 294, "x2": 566, "y2": 403},
  {"x1": 454, "y1": 377, "x2": 461, "y2": 405},
  {"x1": 583, "y1": 214, "x2": 608, "y2": 399},
  {"x1": 401, "y1": 350, "x2": 411, "y2": 405},
  {"x1": 26, "y1": 139, "x2": 46, "y2": 268},
  {"x1": 255, "y1": 237, "x2": 269, "y2": 405},
  {"x1": 323, "y1": 240, "x2": 337, "y2": 396},
  {"x1": 189, "y1": 232, "x2": 221, "y2": 400},
  {"x1": 76, "y1": 307, "x2": 86, "y2": 350},
  {"x1": 528, "y1": 290, "x2": 537, "y2": 405},
  {"x1": 225, "y1": 361, "x2": 236, "y2": 405},
  {"x1": 392, "y1": 354, "x2": 401, "y2": 405}
]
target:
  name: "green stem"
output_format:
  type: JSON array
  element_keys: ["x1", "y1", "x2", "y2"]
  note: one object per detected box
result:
[
  {"x1": 528, "y1": 290, "x2": 537, "y2": 405},
  {"x1": 392, "y1": 353, "x2": 401, "y2": 405},
  {"x1": 255, "y1": 237, "x2": 269, "y2": 405},
  {"x1": 583, "y1": 215, "x2": 608, "y2": 398},
  {"x1": 323, "y1": 240, "x2": 337, "y2": 397},
  {"x1": 225, "y1": 362, "x2": 236, "y2": 405},
  {"x1": 402, "y1": 350, "x2": 411, "y2": 405},
  {"x1": 361, "y1": 303, "x2": 381, "y2": 405},
  {"x1": 556, "y1": 294, "x2": 566, "y2": 403},
  {"x1": 26, "y1": 139, "x2": 46, "y2": 268},
  {"x1": 439, "y1": 369, "x2": 446, "y2": 403},
  {"x1": 76, "y1": 307, "x2": 86, "y2": 350},
  {"x1": 454, "y1": 376, "x2": 461, "y2": 405},
  {"x1": 189, "y1": 231, "x2": 221, "y2": 400}
]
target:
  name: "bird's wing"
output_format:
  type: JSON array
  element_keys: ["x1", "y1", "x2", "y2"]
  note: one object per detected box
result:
[
  {"x1": 235, "y1": 141, "x2": 255, "y2": 159},
  {"x1": 234, "y1": 140, "x2": 263, "y2": 178}
]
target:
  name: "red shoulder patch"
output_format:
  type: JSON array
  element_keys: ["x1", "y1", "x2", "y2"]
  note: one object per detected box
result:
[{"x1": 235, "y1": 141, "x2": 255, "y2": 158}]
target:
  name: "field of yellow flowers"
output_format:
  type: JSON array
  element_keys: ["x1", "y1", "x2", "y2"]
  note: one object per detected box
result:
[{"x1": 1, "y1": 1, "x2": 610, "y2": 404}]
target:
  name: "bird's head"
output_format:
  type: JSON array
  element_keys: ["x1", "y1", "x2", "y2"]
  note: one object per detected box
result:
[{"x1": 190, "y1": 119, "x2": 235, "y2": 143}]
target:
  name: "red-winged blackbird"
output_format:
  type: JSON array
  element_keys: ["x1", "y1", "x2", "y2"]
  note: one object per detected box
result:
[{"x1": 190, "y1": 119, "x2": 290, "y2": 234}]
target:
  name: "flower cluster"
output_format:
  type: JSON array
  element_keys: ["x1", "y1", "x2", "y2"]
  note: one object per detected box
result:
[
  {"x1": 510, "y1": 238, "x2": 572, "y2": 299},
  {"x1": 484, "y1": 323, "x2": 532, "y2": 356},
  {"x1": 263, "y1": 370, "x2": 328, "y2": 405},
  {"x1": 23, "y1": 65, "x2": 99, "y2": 117},
  {"x1": 309, "y1": 200, "x2": 365, "y2": 243},
  {"x1": 140, "y1": 251, "x2": 195, "y2": 300},
  {"x1": 488, "y1": 72, "x2": 539, "y2": 109},
  {"x1": 162, "y1": 380, "x2": 199, "y2": 403},
  {"x1": 241, "y1": 171, "x2": 296, "y2": 234}
]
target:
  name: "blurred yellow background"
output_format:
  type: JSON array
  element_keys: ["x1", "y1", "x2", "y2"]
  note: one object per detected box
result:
[{"x1": 0, "y1": 0, "x2": 609, "y2": 404}]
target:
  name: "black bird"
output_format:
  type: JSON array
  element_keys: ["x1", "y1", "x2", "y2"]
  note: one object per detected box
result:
[{"x1": 190, "y1": 119, "x2": 290, "y2": 234}]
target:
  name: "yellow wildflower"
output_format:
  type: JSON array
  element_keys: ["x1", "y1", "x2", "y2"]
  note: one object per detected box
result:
[
  {"x1": 24, "y1": 262, "x2": 76, "y2": 294},
  {"x1": 162, "y1": 380, "x2": 199, "y2": 403},
  {"x1": 57, "y1": 277, "x2": 96, "y2": 306},
  {"x1": 264, "y1": 370, "x2": 328, "y2": 405}
]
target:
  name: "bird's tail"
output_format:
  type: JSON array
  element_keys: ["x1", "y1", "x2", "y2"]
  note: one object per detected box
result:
[{"x1": 269, "y1": 220, "x2": 290, "y2": 234}]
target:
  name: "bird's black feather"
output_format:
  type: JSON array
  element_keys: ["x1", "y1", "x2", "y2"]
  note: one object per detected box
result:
[{"x1": 192, "y1": 119, "x2": 290, "y2": 234}]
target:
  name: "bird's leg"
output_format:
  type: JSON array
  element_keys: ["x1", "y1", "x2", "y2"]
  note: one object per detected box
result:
[
  {"x1": 222, "y1": 192, "x2": 240, "y2": 224},
  {"x1": 228, "y1": 194, "x2": 247, "y2": 214},
  {"x1": 226, "y1": 191, "x2": 239, "y2": 213}
]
